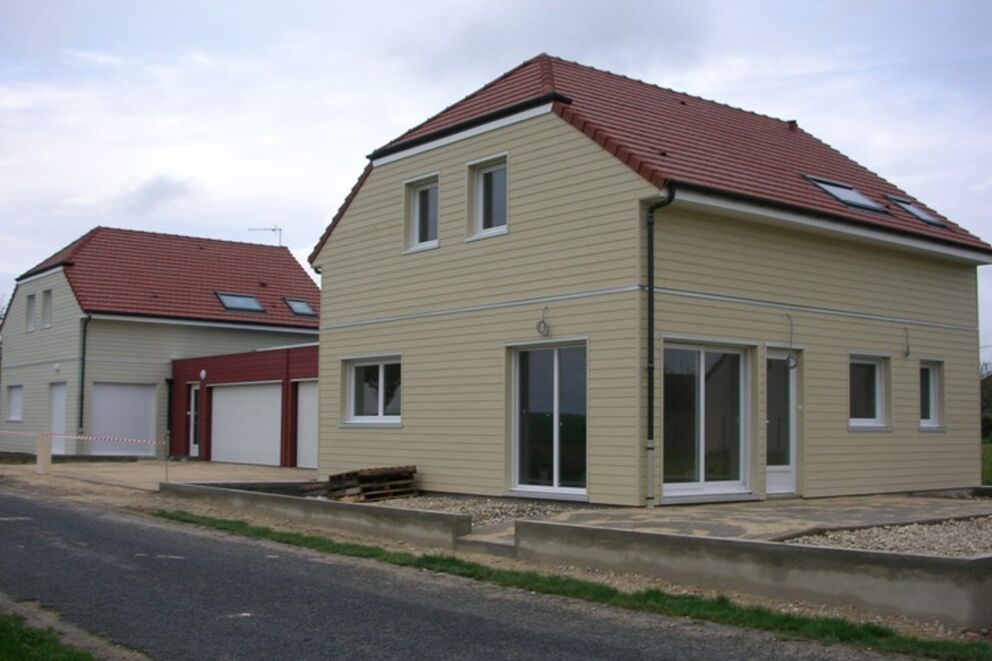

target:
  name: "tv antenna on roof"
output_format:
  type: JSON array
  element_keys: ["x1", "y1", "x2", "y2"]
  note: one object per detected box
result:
[{"x1": 248, "y1": 224, "x2": 283, "y2": 246}]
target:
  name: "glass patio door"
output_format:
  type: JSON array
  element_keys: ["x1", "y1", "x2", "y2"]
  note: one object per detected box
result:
[
  {"x1": 663, "y1": 345, "x2": 748, "y2": 495},
  {"x1": 765, "y1": 352, "x2": 797, "y2": 494},
  {"x1": 516, "y1": 345, "x2": 587, "y2": 494}
]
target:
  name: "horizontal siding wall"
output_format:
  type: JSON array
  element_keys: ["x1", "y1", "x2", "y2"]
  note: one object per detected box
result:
[
  {"x1": 0, "y1": 270, "x2": 82, "y2": 452},
  {"x1": 652, "y1": 209, "x2": 981, "y2": 499},
  {"x1": 656, "y1": 208, "x2": 977, "y2": 327},
  {"x1": 319, "y1": 293, "x2": 644, "y2": 506},
  {"x1": 84, "y1": 320, "x2": 317, "y2": 450},
  {"x1": 315, "y1": 113, "x2": 656, "y2": 324}
]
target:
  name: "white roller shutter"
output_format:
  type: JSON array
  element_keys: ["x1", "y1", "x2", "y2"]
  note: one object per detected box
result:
[
  {"x1": 89, "y1": 383, "x2": 157, "y2": 456},
  {"x1": 295, "y1": 381, "x2": 318, "y2": 469},
  {"x1": 210, "y1": 383, "x2": 282, "y2": 466}
]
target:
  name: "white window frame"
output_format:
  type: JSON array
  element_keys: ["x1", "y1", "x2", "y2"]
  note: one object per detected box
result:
[
  {"x1": 41, "y1": 289, "x2": 52, "y2": 328},
  {"x1": 25, "y1": 294, "x2": 36, "y2": 332},
  {"x1": 919, "y1": 361, "x2": 942, "y2": 429},
  {"x1": 662, "y1": 343, "x2": 751, "y2": 498},
  {"x1": 6, "y1": 385, "x2": 23, "y2": 422},
  {"x1": 405, "y1": 177, "x2": 440, "y2": 253},
  {"x1": 510, "y1": 342, "x2": 588, "y2": 499},
  {"x1": 849, "y1": 356, "x2": 886, "y2": 428},
  {"x1": 469, "y1": 156, "x2": 508, "y2": 241},
  {"x1": 346, "y1": 358, "x2": 401, "y2": 425}
]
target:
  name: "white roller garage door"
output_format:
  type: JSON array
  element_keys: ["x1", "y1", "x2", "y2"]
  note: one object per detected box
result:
[
  {"x1": 89, "y1": 383, "x2": 157, "y2": 456},
  {"x1": 296, "y1": 381, "x2": 318, "y2": 469},
  {"x1": 211, "y1": 383, "x2": 282, "y2": 466}
]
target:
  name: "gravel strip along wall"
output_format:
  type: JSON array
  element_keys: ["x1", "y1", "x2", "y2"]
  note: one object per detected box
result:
[{"x1": 515, "y1": 521, "x2": 992, "y2": 629}]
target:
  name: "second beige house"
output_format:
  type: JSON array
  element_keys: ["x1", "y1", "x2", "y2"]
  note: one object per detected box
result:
[{"x1": 310, "y1": 54, "x2": 991, "y2": 506}]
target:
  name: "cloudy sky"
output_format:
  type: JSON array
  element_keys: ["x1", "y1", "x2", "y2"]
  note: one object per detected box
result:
[{"x1": 2, "y1": 1, "x2": 991, "y2": 350}]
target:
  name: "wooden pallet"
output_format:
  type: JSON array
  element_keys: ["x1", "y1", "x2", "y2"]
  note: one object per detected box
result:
[{"x1": 320, "y1": 465, "x2": 417, "y2": 502}]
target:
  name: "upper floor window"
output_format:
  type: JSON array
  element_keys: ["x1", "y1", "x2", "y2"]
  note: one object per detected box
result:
[
  {"x1": 471, "y1": 156, "x2": 507, "y2": 239},
  {"x1": 920, "y1": 361, "x2": 942, "y2": 428},
  {"x1": 216, "y1": 292, "x2": 264, "y2": 312},
  {"x1": 807, "y1": 176, "x2": 884, "y2": 212},
  {"x1": 849, "y1": 356, "x2": 887, "y2": 428},
  {"x1": 285, "y1": 298, "x2": 315, "y2": 316},
  {"x1": 405, "y1": 176, "x2": 439, "y2": 252},
  {"x1": 41, "y1": 289, "x2": 52, "y2": 328},
  {"x1": 25, "y1": 294, "x2": 36, "y2": 332},
  {"x1": 6, "y1": 385, "x2": 23, "y2": 422}
]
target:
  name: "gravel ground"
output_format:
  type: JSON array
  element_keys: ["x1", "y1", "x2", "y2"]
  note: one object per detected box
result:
[
  {"x1": 788, "y1": 515, "x2": 992, "y2": 557},
  {"x1": 377, "y1": 495, "x2": 578, "y2": 526}
]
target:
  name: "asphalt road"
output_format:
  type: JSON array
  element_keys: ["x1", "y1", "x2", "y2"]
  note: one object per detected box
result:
[{"x1": 0, "y1": 490, "x2": 877, "y2": 661}]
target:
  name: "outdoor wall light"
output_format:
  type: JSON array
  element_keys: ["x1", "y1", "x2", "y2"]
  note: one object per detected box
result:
[{"x1": 199, "y1": 369, "x2": 207, "y2": 381}]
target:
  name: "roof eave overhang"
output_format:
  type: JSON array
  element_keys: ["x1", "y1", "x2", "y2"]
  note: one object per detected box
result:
[
  {"x1": 368, "y1": 92, "x2": 571, "y2": 162},
  {"x1": 667, "y1": 183, "x2": 992, "y2": 265},
  {"x1": 85, "y1": 311, "x2": 320, "y2": 334}
]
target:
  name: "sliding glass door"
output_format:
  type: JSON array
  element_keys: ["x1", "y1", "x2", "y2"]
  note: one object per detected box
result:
[
  {"x1": 663, "y1": 345, "x2": 748, "y2": 495},
  {"x1": 516, "y1": 344, "x2": 587, "y2": 494}
]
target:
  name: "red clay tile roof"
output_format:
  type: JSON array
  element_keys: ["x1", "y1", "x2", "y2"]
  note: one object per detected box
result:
[
  {"x1": 344, "y1": 54, "x2": 989, "y2": 256},
  {"x1": 21, "y1": 227, "x2": 320, "y2": 329}
]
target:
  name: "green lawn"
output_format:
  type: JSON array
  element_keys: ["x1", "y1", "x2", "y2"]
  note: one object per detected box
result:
[
  {"x1": 0, "y1": 614, "x2": 94, "y2": 661},
  {"x1": 983, "y1": 443, "x2": 992, "y2": 485}
]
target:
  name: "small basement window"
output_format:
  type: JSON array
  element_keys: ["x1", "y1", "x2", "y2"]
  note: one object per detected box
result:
[
  {"x1": 887, "y1": 196, "x2": 945, "y2": 227},
  {"x1": 285, "y1": 298, "x2": 315, "y2": 316},
  {"x1": 216, "y1": 292, "x2": 264, "y2": 312},
  {"x1": 807, "y1": 176, "x2": 885, "y2": 212}
]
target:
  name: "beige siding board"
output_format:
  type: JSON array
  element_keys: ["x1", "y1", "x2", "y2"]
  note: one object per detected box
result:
[
  {"x1": 315, "y1": 113, "x2": 656, "y2": 325},
  {"x1": 0, "y1": 271, "x2": 82, "y2": 452},
  {"x1": 318, "y1": 293, "x2": 643, "y2": 506},
  {"x1": 656, "y1": 209, "x2": 977, "y2": 327}
]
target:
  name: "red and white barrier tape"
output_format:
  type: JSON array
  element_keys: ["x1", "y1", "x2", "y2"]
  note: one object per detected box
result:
[{"x1": 45, "y1": 432, "x2": 164, "y2": 446}]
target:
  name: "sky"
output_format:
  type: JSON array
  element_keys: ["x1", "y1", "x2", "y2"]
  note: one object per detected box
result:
[{"x1": 1, "y1": 0, "x2": 991, "y2": 351}]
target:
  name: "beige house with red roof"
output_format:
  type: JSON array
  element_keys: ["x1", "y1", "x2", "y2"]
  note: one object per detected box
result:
[
  {"x1": 311, "y1": 54, "x2": 991, "y2": 506},
  {"x1": 0, "y1": 227, "x2": 319, "y2": 457}
]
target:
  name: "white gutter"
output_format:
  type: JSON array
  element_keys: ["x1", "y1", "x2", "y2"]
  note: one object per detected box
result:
[{"x1": 86, "y1": 313, "x2": 319, "y2": 335}]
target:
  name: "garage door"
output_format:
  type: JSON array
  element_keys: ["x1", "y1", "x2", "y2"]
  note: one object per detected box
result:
[
  {"x1": 296, "y1": 381, "x2": 318, "y2": 469},
  {"x1": 211, "y1": 383, "x2": 282, "y2": 466},
  {"x1": 89, "y1": 383, "x2": 157, "y2": 456}
]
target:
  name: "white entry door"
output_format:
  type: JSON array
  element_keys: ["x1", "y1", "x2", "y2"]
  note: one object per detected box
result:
[
  {"x1": 766, "y1": 352, "x2": 797, "y2": 495},
  {"x1": 49, "y1": 383, "x2": 67, "y2": 455},
  {"x1": 295, "y1": 381, "x2": 318, "y2": 469},
  {"x1": 210, "y1": 383, "x2": 282, "y2": 466},
  {"x1": 89, "y1": 383, "x2": 158, "y2": 456},
  {"x1": 188, "y1": 384, "x2": 200, "y2": 458}
]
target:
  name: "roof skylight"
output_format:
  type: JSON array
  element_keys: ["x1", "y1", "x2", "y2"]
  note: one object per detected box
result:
[
  {"x1": 285, "y1": 298, "x2": 315, "y2": 316},
  {"x1": 887, "y1": 196, "x2": 945, "y2": 227},
  {"x1": 217, "y1": 292, "x2": 264, "y2": 312},
  {"x1": 807, "y1": 177, "x2": 884, "y2": 212}
]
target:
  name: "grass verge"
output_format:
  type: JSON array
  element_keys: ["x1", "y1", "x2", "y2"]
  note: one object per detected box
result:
[
  {"x1": 0, "y1": 614, "x2": 95, "y2": 661},
  {"x1": 155, "y1": 509, "x2": 991, "y2": 661},
  {"x1": 983, "y1": 443, "x2": 991, "y2": 485}
]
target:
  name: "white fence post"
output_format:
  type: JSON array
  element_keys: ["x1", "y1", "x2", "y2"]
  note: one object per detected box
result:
[{"x1": 36, "y1": 433, "x2": 52, "y2": 475}]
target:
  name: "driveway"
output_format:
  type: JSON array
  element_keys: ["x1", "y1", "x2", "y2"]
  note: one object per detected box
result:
[{"x1": 0, "y1": 490, "x2": 883, "y2": 660}]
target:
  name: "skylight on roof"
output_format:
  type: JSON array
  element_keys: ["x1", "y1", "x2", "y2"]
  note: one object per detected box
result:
[
  {"x1": 285, "y1": 298, "x2": 315, "y2": 316},
  {"x1": 217, "y1": 292, "x2": 264, "y2": 312},
  {"x1": 807, "y1": 177, "x2": 884, "y2": 212},
  {"x1": 887, "y1": 196, "x2": 945, "y2": 227}
]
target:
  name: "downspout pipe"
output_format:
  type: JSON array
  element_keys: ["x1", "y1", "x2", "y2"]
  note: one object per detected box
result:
[
  {"x1": 645, "y1": 185, "x2": 676, "y2": 506},
  {"x1": 77, "y1": 314, "x2": 91, "y2": 433}
]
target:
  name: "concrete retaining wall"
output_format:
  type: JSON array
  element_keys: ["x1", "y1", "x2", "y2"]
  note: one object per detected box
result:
[
  {"x1": 515, "y1": 521, "x2": 992, "y2": 629},
  {"x1": 160, "y1": 483, "x2": 471, "y2": 548}
]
